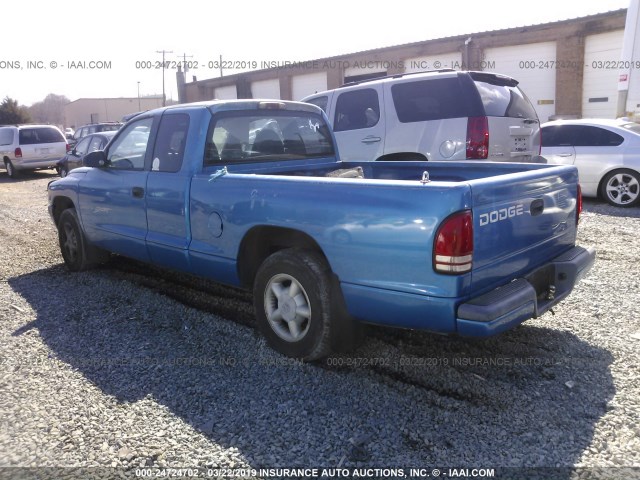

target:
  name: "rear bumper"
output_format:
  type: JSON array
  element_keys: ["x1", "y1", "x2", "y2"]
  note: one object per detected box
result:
[
  {"x1": 13, "y1": 158, "x2": 64, "y2": 170},
  {"x1": 456, "y1": 246, "x2": 596, "y2": 336}
]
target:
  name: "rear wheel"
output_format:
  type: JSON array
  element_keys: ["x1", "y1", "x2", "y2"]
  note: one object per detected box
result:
[
  {"x1": 5, "y1": 160, "x2": 19, "y2": 179},
  {"x1": 254, "y1": 249, "x2": 337, "y2": 360},
  {"x1": 600, "y1": 169, "x2": 640, "y2": 207},
  {"x1": 58, "y1": 208, "x2": 109, "y2": 271},
  {"x1": 59, "y1": 165, "x2": 69, "y2": 178}
]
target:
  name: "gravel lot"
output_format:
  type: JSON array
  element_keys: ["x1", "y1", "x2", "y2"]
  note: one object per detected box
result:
[{"x1": 1, "y1": 170, "x2": 639, "y2": 479}]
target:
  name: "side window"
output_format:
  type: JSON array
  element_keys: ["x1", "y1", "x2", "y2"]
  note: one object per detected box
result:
[
  {"x1": 151, "y1": 114, "x2": 190, "y2": 173},
  {"x1": 306, "y1": 96, "x2": 328, "y2": 113},
  {"x1": 106, "y1": 117, "x2": 153, "y2": 170},
  {"x1": 333, "y1": 88, "x2": 380, "y2": 132},
  {"x1": 567, "y1": 126, "x2": 623, "y2": 147},
  {"x1": 87, "y1": 126, "x2": 97, "y2": 134},
  {"x1": 391, "y1": 79, "x2": 468, "y2": 122},
  {"x1": 74, "y1": 137, "x2": 92, "y2": 156},
  {"x1": 541, "y1": 126, "x2": 576, "y2": 147},
  {"x1": 88, "y1": 136, "x2": 104, "y2": 153}
]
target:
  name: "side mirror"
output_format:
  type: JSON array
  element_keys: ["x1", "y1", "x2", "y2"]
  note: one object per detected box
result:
[{"x1": 83, "y1": 150, "x2": 108, "y2": 168}]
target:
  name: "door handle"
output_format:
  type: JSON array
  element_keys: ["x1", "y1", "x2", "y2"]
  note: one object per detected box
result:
[
  {"x1": 132, "y1": 186, "x2": 145, "y2": 198},
  {"x1": 530, "y1": 199, "x2": 545, "y2": 216},
  {"x1": 557, "y1": 153, "x2": 573, "y2": 157},
  {"x1": 361, "y1": 136, "x2": 381, "y2": 144}
]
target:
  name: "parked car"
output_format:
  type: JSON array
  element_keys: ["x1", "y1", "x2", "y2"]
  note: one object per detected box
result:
[
  {"x1": 541, "y1": 119, "x2": 640, "y2": 207},
  {"x1": 57, "y1": 131, "x2": 117, "y2": 177},
  {"x1": 69, "y1": 122, "x2": 122, "y2": 147},
  {"x1": 302, "y1": 70, "x2": 541, "y2": 163},
  {"x1": 64, "y1": 127, "x2": 75, "y2": 139},
  {"x1": 0, "y1": 124, "x2": 68, "y2": 178},
  {"x1": 48, "y1": 100, "x2": 594, "y2": 360}
]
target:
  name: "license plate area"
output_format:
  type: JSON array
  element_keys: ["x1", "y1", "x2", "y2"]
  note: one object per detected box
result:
[{"x1": 525, "y1": 264, "x2": 556, "y2": 301}]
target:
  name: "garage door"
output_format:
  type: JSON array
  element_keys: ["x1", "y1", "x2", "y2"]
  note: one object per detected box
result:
[
  {"x1": 583, "y1": 30, "x2": 624, "y2": 118},
  {"x1": 251, "y1": 79, "x2": 281, "y2": 99},
  {"x1": 214, "y1": 85, "x2": 237, "y2": 100},
  {"x1": 291, "y1": 72, "x2": 327, "y2": 100},
  {"x1": 404, "y1": 52, "x2": 462, "y2": 73},
  {"x1": 484, "y1": 42, "x2": 557, "y2": 122}
]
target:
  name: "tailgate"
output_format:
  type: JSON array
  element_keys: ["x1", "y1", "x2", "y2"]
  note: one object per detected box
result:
[
  {"x1": 488, "y1": 116, "x2": 540, "y2": 161},
  {"x1": 22, "y1": 142, "x2": 66, "y2": 162},
  {"x1": 469, "y1": 165, "x2": 579, "y2": 294}
]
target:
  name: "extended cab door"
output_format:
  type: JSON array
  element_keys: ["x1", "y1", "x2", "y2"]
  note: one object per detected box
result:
[
  {"x1": 77, "y1": 116, "x2": 156, "y2": 261},
  {"x1": 330, "y1": 86, "x2": 385, "y2": 162},
  {"x1": 144, "y1": 112, "x2": 192, "y2": 270}
]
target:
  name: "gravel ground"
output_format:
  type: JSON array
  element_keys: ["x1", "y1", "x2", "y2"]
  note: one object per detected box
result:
[{"x1": 0, "y1": 170, "x2": 639, "y2": 479}]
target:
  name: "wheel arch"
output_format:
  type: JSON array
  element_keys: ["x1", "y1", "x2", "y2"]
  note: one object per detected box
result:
[
  {"x1": 237, "y1": 226, "x2": 328, "y2": 289},
  {"x1": 51, "y1": 196, "x2": 76, "y2": 226}
]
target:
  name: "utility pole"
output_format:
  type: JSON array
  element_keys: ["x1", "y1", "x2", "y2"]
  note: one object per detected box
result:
[
  {"x1": 137, "y1": 81, "x2": 141, "y2": 110},
  {"x1": 156, "y1": 49, "x2": 173, "y2": 106},
  {"x1": 178, "y1": 53, "x2": 193, "y2": 76}
]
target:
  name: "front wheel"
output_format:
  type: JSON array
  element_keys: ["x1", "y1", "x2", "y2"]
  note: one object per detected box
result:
[
  {"x1": 600, "y1": 169, "x2": 640, "y2": 207},
  {"x1": 59, "y1": 165, "x2": 69, "y2": 178},
  {"x1": 58, "y1": 208, "x2": 109, "y2": 271},
  {"x1": 254, "y1": 249, "x2": 336, "y2": 360}
]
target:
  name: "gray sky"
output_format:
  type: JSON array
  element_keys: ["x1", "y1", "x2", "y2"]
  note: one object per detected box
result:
[{"x1": 1, "y1": 0, "x2": 630, "y2": 105}]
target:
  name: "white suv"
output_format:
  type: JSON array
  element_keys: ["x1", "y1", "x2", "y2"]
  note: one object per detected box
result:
[
  {"x1": 303, "y1": 70, "x2": 541, "y2": 162},
  {"x1": 0, "y1": 125, "x2": 68, "y2": 178}
]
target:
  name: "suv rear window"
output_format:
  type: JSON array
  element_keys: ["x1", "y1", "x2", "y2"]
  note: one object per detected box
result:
[
  {"x1": 391, "y1": 78, "x2": 468, "y2": 122},
  {"x1": 19, "y1": 127, "x2": 65, "y2": 145},
  {"x1": 472, "y1": 76, "x2": 537, "y2": 119},
  {"x1": 0, "y1": 128, "x2": 14, "y2": 146}
]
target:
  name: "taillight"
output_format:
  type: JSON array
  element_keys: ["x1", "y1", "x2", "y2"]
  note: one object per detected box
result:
[
  {"x1": 434, "y1": 210, "x2": 473, "y2": 274},
  {"x1": 538, "y1": 127, "x2": 542, "y2": 155},
  {"x1": 577, "y1": 184, "x2": 582, "y2": 224},
  {"x1": 66, "y1": 143, "x2": 71, "y2": 153},
  {"x1": 466, "y1": 116, "x2": 489, "y2": 159},
  {"x1": 14, "y1": 147, "x2": 22, "y2": 158}
]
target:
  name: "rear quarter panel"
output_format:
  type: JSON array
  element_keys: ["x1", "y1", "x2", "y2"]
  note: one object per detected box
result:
[{"x1": 189, "y1": 173, "x2": 473, "y2": 297}]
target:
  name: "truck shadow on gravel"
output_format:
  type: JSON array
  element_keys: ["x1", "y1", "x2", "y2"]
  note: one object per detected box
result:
[{"x1": 9, "y1": 264, "x2": 615, "y2": 472}]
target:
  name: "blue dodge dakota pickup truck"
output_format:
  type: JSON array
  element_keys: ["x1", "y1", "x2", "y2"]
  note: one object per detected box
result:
[{"x1": 48, "y1": 100, "x2": 595, "y2": 360}]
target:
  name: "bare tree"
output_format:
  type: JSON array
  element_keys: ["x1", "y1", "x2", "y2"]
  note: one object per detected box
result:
[{"x1": 29, "y1": 94, "x2": 70, "y2": 125}]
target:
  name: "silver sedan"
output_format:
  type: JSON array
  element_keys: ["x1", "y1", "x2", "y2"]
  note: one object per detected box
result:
[{"x1": 541, "y1": 119, "x2": 640, "y2": 207}]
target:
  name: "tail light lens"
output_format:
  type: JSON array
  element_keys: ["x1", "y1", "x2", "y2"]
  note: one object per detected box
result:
[
  {"x1": 14, "y1": 147, "x2": 22, "y2": 158},
  {"x1": 577, "y1": 184, "x2": 582, "y2": 224},
  {"x1": 466, "y1": 116, "x2": 489, "y2": 159},
  {"x1": 434, "y1": 210, "x2": 474, "y2": 274},
  {"x1": 66, "y1": 143, "x2": 71, "y2": 153},
  {"x1": 538, "y1": 127, "x2": 542, "y2": 155}
]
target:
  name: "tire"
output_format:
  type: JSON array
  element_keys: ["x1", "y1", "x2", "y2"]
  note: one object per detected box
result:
[
  {"x1": 5, "y1": 160, "x2": 19, "y2": 179},
  {"x1": 253, "y1": 249, "x2": 338, "y2": 360},
  {"x1": 59, "y1": 165, "x2": 68, "y2": 178},
  {"x1": 58, "y1": 208, "x2": 109, "y2": 271},
  {"x1": 600, "y1": 169, "x2": 640, "y2": 207}
]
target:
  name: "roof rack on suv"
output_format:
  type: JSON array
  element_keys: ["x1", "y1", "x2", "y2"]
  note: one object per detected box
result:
[{"x1": 340, "y1": 69, "x2": 456, "y2": 88}]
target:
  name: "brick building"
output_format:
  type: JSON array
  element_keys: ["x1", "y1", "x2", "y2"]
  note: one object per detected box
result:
[{"x1": 179, "y1": 9, "x2": 631, "y2": 122}]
